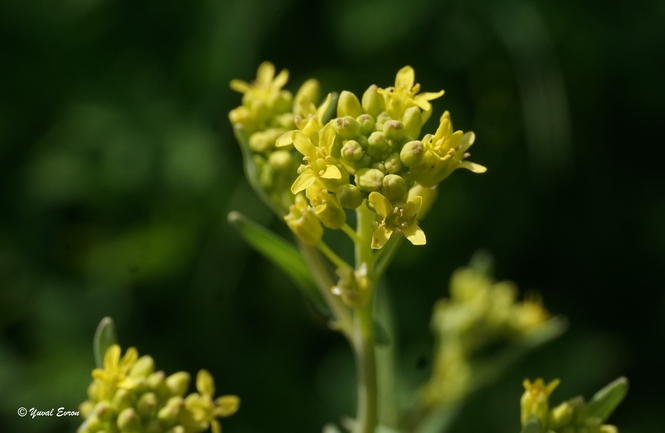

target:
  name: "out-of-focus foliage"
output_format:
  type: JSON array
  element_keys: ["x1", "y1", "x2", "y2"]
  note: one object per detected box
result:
[{"x1": 0, "y1": 0, "x2": 663, "y2": 432}]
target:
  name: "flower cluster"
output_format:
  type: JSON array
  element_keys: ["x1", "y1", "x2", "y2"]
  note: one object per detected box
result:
[
  {"x1": 521, "y1": 378, "x2": 624, "y2": 433},
  {"x1": 79, "y1": 345, "x2": 239, "y2": 433},
  {"x1": 422, "y1": 266, "x2": 550, "y2": 405},
  {"x1": 229, "y1": 64, "x2": 485, "y2": 249}
]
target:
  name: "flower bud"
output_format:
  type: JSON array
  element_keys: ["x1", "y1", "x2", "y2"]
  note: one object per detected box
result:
[
  {"x1": 147, "y1": 371, "x2": 169, "y2": 397},
  {"x1": 367, "y1": 131, "x2": 390, "y2": 160},
  {"x1": 285, "y1": 195, "x2": 324, "y2": 246},
  {"x1": 87, "y1": 381, "x2": 99, "y2": 401},
  {"x1": 166, "y1": 426, "x2": 186, "y2": 433},
  {"x1": 371, "y1": 162, "x2": 386, "y2": 174},
  {"x1": 79, "y1": 415, "x2": 102, "y2": 433},
  {"x1": 337, "y1": 91, "x2": 363, "y2": 118},
  {"x1": 129, "y1": 355, "x2": 155, "y2": 379},
  {"x1": 94, "y1": 401, "x2": 114, "y2": 422},
  {"x1": 294, "y1": 79, "x2": 320, "y2": 115},
  {"x1": 117, "y1": 407, "x2": 141, "y2": 432},
  {"x1": 113, "y1": 388, "x2": 137, "y2": 413},
  {"x1": 333, "y1": 116, "x2": 361, "y2": 139},
  {"x1": 549, "y1": 402, "x2": 573, "y2": 430},
  {"x1": 268, "y1": 150, "x2": 293, "y2": 172},
  {"x1": 600, "y1": 426, "x2": 618, "y2": 433},
  {"x1": 79, "y1": 400, "x2": 95, "y2": 418},
  {"x1": 355, "y1": 168, "x2": 384, "y2": 192},
  {"x1": 136, "y1": 392, "x2": 158, "y2": 419},
  {"x1": 357, "y1": 114, "x2": 375, "y2": 135},
  {"x1": 520, "y1": 379, "x2": 560, "y2": 427},
  {"x1": 341, "y1": 140, "x2": 364, "y2": 162},
  {"x1": 383, "y1": 120, "x2": 405, "y2": 141},
  {"x1": 382, "y1": 174, "x2": 408, "y2": 202},
  {"x1": 376, "y1": 112, "x2": 392, "y2": 125},
  {"x1": 384, "y1": 153, "x2": 402, "y2": 174},
  {"x1": 228, "y1": 106, "x2": 251, "y2": 128},
  {"x1": 336, "y1": 184, "x2": 364, "y2": 209},
  {"x1": 157, "y1": 397, "x2": 183, "y2": 424},
  {"x1": 400, "y1": 140, "x2": 424, "y2": 167},
  {"x1": 402, "y1": 106, "x2": 422, "y2": 139},
  {"x1": 166, "y1": 372, "x2": 191, "y2": 397},
  {"x1": 361, "y1": 85, "x2": 385, "y2": 118}
]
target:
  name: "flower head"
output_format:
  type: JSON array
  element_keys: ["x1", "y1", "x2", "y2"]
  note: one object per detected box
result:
[
  {"x1": 90, "y1": 345, "x2": 138, "y2": 401},
  {"x1": 378, "y1": 66, "x2": 444, "y2": 120},
  {"x1": 185, "y1": 370, "x2": 240, "y2": 433}
]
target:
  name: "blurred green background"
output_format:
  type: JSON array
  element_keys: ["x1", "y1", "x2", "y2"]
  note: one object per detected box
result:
[{"x1": 1, "y1": 0, "x2": 664, "y2": 432}]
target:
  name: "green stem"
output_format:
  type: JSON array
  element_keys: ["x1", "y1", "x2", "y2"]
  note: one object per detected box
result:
[
  {"x1": 353, "y1": 203, "x2": 378, "y2": 433},
  {"x1": 342, "y1": 223, "x2": 363, "y2": 244},
  {"x1": 317, "y1": 241, "x2": 353, "y2": 271}
]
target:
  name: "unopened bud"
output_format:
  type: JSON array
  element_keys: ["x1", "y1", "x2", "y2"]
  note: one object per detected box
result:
[
  {"x1": 549, "y1": 402, "x2": 573, "y2": 430},
  {"x1": 336, "y1": 184, "x2": 364, "y2": 209},
  {"x1": 147, "y1": 371, "x2": 168, "y2": 397},
  {"x1": 402, "y1": 106, "x2": 422, "y2": 139},
  {"x1": 383, "y1": 120, "x2": 405, "y2": 141},
  {"x1": 355, "y1": 168, "x2": 384, "y2": 192},
  {"x1": 357, "y1": 114, "x2": 375, "y2": 135},
  {"x1": 384, "y1": 153, "x2": 402, "y2": 174},
  {"x1": 94, "y1": 401, "x2": 114, "y2": 422},
  {"x1": 285, "y1": 195, "x2": 324, "y2": 246},
  {"x1": 367, "y1": 131, "x2": 390, "y2": 160},
  {"x1": 294, "y1": 79, "x2": 320, "y2": 115},
  {"x1": 79, "y1": 400, "x2": 95, "y2": 418},
  {"x1": 113, "y1": 388, "x2": 137, "y2": 413},
  {"x1": 341, "y1": 140, "x2": 364, "y2": 162},
  {"x1": 157, "y1": 397, "x2": 184, "y2": 424},
  {"x1": 338, "y1": 91, "x2": 363, "y2": 118},
  {"x1": 166, "y1": 372, "x2": 191, "y2": 397},
  {"x1": 136, "y1": 392, "x2": 158, "y2": 419},
  {"x1": 382, "y1": 174, "x2": 408, "y2": 202},
  {"x1": 333, "y1": 116, "x2": 361, "y2": 139},
  {"x1": 129, "y1": 355, "x2": 155, "y2": 379},
  {"x1": 361, "y1": 85, "x2": 385, "y2": 118},
  {"x1": 117, "y1": 407, "x2": 141, "y2": 432},
  {"x1": 400, "y1": 140, "x2": 424, "y2": 167},
  {"x1": 268, "y1": 150, "x2": 293, "y2": 172}
]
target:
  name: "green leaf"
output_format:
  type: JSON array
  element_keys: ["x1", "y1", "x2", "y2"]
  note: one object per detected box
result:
[
  {"x1": 228, "y1": 211, "x2": 329, "y2": 315},
  {"x1": 520, "y1": 418, "x2": 541, "y2": 433},
  {"x1": 93, "y1": 317, "x2": 117, "y2": 369},
  {"x1": 587, "y1": 376, "x2": 629, "y2": 421}
]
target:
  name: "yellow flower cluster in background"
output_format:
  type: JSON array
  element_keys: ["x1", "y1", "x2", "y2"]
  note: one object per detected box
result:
[
  {"x1": 422, "y1": 267, "x2": 550, "y2": 406},
  {"x1": 79, "y1": 345, "x2": 239, "y2": 433},
  {"x1": 229, "y1": 63, "x2": 485, "y2": 249}
]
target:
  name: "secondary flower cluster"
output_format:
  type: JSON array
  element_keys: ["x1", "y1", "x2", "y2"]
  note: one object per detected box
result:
[
  {"x1": 521, "y1": 378, "x2": 621, "y2": 433},
  {"x1": 229, "y1": 63, "x2": 485, "y2": 250},
  {"x1": 423, "y1": 267, "x2": 550, "y2": 405},
  {"x1": 78, "y1": 345, "x2": 239, "y2": 433}
]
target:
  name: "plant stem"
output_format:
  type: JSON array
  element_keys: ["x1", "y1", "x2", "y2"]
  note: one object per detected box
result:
[
  {"x1": 317, "y1": 241, "x2": 353, "y2": 271},
  {"x1": 353, "y1": 203, "x2": 378, "y2": 433}
]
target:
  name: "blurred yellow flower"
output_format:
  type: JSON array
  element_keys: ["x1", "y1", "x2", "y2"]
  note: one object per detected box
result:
[
  {"x1": 368, "y1": 192, "x2": 425, "y2": 249},
  {"x1": 185, "y1": 369, "x2": 240, "y2": 433}
]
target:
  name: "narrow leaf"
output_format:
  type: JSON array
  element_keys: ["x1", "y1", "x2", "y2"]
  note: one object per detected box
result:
[
  {"x1": 587, "y1": 376, "x2": 629, "y2": 421},
  {"x1": 228, "y1": 211, "x2": 329, "y2": 315},
  {"x1": 93, "y1": 317, "x2": 117, "y2": 369}
]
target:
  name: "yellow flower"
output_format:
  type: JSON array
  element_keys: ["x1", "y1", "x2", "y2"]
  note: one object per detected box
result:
[
  {"x1": 521, "y1": 378, "x2": 560, "y2": 427},
  {"x1": 230, "y1": 61, "x2": 289, "y2": 102},
  {"x1": 405, "y1": 111, "x2": 486, "y2": 187},
  {"x1": 90, "y1": 345, "x2": 138, "y2": 401},
  {"x1": 368, "y1": 192, "x2": 425, "y2": 249},
  {"x1": 287, "y1": 124, "x2": 346, "y2": 195},
  {"x1": 285, "y1": 194, "x2": 324, "y2": 246},
  {"x1": 306, "y1": 182, "x2": 346, "y2": 229},
  {"x1": 185, "y1": 369, "x2": 240, "y2": 433},
  {"x1": 378, "y1": 66, "x2": 444, "y2": 120}
]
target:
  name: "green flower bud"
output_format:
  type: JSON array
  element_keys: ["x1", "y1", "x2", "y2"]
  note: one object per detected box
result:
[
  {"x1": 79, "y1": 415, "x2": 102, "y2": 433},
  {"x1": 367, "y1": 131, "x2": 390, "y2": 160},
  {"x1": 400, "y1": 140, "x2": 424, "y2": 167},
  {"x1": 569, "y1": 396, "x2": 588, "y2": 425},
  {"x1": 136, "y1": 392, "x2": 158, "y2": 419},
  {"x1": 341, "y1": 140, "x2": 364, "y2": 162},
  {"x1": 357, "y1": 114, "x2": 375, "y2": 135},
  {"x1": 270, "y1": 89, "x2": 292, "y2": 114},
  {"x1": 376, "y1": 112, "x2": 392, "y2": 125},
  {"x1": 249, "y1": 131, "x2": 272, "y2": 153},
  {"x1": 117, "y1": 407, "x2": 141, "y2": 432},
  {"x1": 129, "y1": 355, "x2": 155, "y2": 379},
  {"x1": 371, "y1": 162, "x2": 386, "y2": 174},
  {"x1": 93, "y1": 401, "x2": 114, "y2": 422},
  {"x1": 338, "y1": 91, "x2": 363, "y2": 118},
  {"x1": 87, "y1": 381, "x2": 99, "y2": 401},
  {"x1": 228, "y1": 106, "x2": 250, "y2": 128},
  {"x1": 333, "y1": 116, "x2": 361, "y2": 139},
  {"x1": 382, "y1": 174, "x2": 408, "y2": 202},
  {"x1": 147, "y1": 371, "x2": 166, "y2": 392},
  {"x1": 317, "y1": 203, "x2": 346, "y2": 229},
  {"x1": 268, "y1": 150, "x2": 293, "y2": 172},
  {"x1": 113, "y1": 388, "x2": 137, "y2": 413},
  {"x1": 383, "y1": 120, "x2": 405, "y2": 141},
  {"x1": 285, "y1": 195, "x2": 324, "y2": 246},
  {"x1": 549, "y1": 402, "x2": 573, "y2": 430},
  {"x1": 336, "y1": 184, "x2": 364, "y2": 209},
  {"x1": 79, "y1": 400, "x2": 95, "y2": 418},
  {"x1": 157, "y1": 397, "x2": 183, "y2": 424},
  {"x1": 355, "y1": 168, "x2": 384, "y2": 192},
  {"x1": 361, "y1": 85, "x2": 385, "y2": 118},
  {"x1": 166, "y1": 372, "x2": 190, "y2": 397},
  {"x1": 277, "y1": 112, "x2": 295, "y2": 128},
  {"x1": 384, "y1": 153, "x2": 402, "y2": 174},
  {"x1": 402, "y1": 171, "x2": 414, "y2": 188},
  {"x1": 402, "y1": 106, "x2": 422, "y2": 139}
]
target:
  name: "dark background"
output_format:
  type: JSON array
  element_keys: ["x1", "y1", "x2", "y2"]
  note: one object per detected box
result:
[{"x1": 1, "y1": 0, "x2": 664, "y2": 432}]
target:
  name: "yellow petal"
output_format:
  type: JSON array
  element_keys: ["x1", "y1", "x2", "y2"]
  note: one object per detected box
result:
[
  {"x1": 395, "y1": 66, "x2": 415, "y2": 89},
  {"x1": 196, "y1": 369, "x2": 215, "y2": 397},
  {"x1": 276, "y1": 131, "x2": 295, "y2": 148},
  {"x1": 316, "y1": 93, "x2": 332, "y2": 123},
  {"x1": 292, "y1": 132, "x2": 317, "y2": 159},
  {"x1": 403, "y1": 224, "x2": 426, "y2": 245},
  {"x1": 215, "y1": 395, "x2": 240, "y2": 417},
  {"x1": 319, "y1": 123, "x2": 337, "y2": 154},
  {"x1": 272, "y1": 69, "x2": 289, "y2": 89},
  {"x1": 212, "y1": 419, "x2": 221, "y2": 433},
  {"x1": 320, "y1": 165, "x2": 341, "y2": 179},
  {"x1": 256, "y1": 61, "x2": 275, "y2": 84},
  {"x1": 459, "y1": 161, "x2": 487, "y2": 173},
  {"x1": 372, "y1": 226, "x2": 393, "y2": 249},
  {"x1": 229, "y1": 79, "x2": 250, "y2": 93},
  {"x1": 369, "y1": 192, "x2": 392, "y2": 218},
  {"x1": 291, "y1": 171, "x2": 318, "y2": 194},
  {"x1": 458, "y1": 131, "x2": 476, "y2": 153},
  {"x1": 403, "y1": 196, "x2": 422, "y2": 219},
  {"x1": 104, "y1": 345, "x2": 121, "y2": 370},
  {"x1": 120, "y1": 347, "x2": 138, "y2": 371},
  {"x1": 546, "y1": 379, "x2": 561, "y2": 396}
]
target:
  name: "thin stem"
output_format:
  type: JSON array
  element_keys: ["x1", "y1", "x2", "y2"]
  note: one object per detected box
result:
[
  {"x1": 317, "y1": 241, "x2": 353, "y2": 271},
  {"x1": 342, "y1": 223, "x2": 363, "y2": 244},
  {"x1": 374, "y1": 236, "x2": 403, "y2": 280}
]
